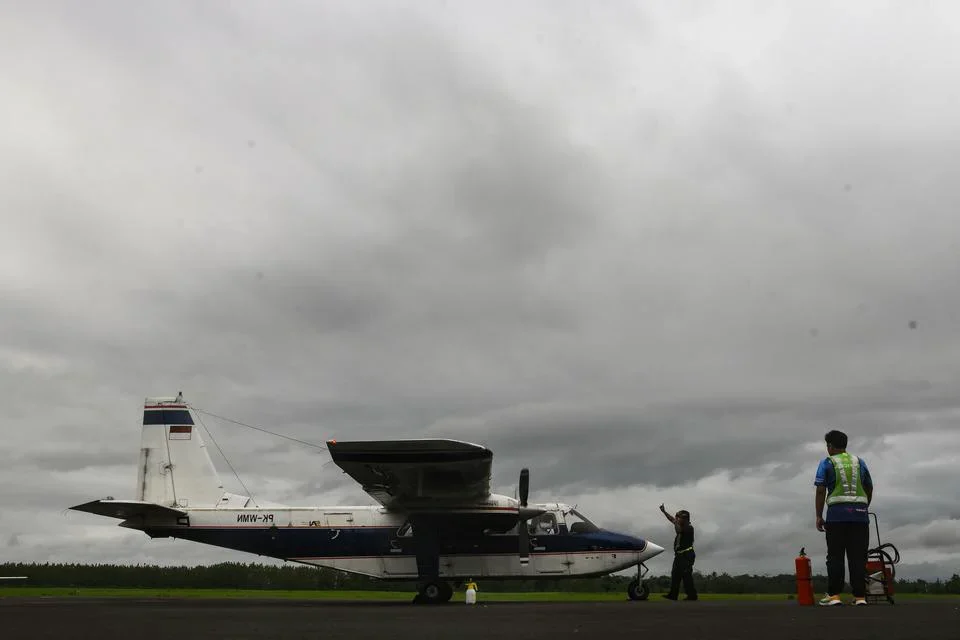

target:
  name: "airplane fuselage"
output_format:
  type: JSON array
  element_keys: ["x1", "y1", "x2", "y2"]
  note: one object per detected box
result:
[{"x1": 134, "y1": 498, "x2": 658, "y2": 580}]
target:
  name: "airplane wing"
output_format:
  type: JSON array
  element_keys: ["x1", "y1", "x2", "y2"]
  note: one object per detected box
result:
[
  {"x1": 69, "y1": 499, "x2": 187, "y2": 521},
  {"x1": 326, "y1": 439, "x2": 493, "y2": 511}
]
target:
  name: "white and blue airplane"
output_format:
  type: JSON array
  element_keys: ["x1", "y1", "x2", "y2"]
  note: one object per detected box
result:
[{"x1": 71, "y1": 395, "x2": 664, "y2": 603}]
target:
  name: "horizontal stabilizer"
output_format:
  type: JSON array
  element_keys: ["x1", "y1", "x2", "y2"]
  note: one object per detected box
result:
[{"x1": 69, "y1": 499, "x2": 186, "y2": 521}]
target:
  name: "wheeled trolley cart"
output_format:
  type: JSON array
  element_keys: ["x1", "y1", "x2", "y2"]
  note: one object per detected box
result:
[{"x1": 865, "y1": 511, "x2": 900, "y2": 604}]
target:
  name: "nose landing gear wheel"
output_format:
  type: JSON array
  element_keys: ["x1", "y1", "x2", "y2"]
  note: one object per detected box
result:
[
  {"x1": 628, "y1": 578, "x2": 650, "y2": 601},
  {"x1": 628, "y1": 562, "x2": 651, "y2": 601}
]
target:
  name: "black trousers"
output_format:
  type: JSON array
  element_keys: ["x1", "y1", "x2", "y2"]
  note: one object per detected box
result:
[
  {"x1": 825, "y1": 521, "x2": 870, "y2": 597},
  {"x1": 668, "y1": 551, "x2": 697, "y2": 598}
]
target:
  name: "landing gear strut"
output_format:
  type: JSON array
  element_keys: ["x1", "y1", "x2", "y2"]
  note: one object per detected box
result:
[
  {"x1": 410, "y1": 517, "x2": 452, "y2": 604},
  {"x1": 628, "y1": 563, "x2": 650, "y2": 601},
  {"x1": 413, "y1": 580, "x2": 453, "y2": 604}
]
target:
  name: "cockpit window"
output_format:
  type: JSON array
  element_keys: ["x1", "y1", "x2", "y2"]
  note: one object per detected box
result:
[
  {"x1": 527, "y1": 512, "x2": 559, "y2": 535},
  {"x1": 564, "y1": 508, "x2": 600, "y2": 534}
]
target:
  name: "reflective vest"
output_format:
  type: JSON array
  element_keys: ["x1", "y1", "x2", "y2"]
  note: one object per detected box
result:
[{"x1": 826, "y1": 453, "x2": 868, "y2": 506}]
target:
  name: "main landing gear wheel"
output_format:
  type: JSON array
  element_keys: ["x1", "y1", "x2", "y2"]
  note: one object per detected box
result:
[
  {"x1": 627, "y1": 578, "x2": 650, "y2": 601},
  {"x1": 413, "y1": 581, "x2": 453, "y2": 604}
]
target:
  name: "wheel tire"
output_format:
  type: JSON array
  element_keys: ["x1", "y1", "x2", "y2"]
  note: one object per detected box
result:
[
  {"x1": 627, "y1": 579, "x2": 650, "y2": 601},
  {"x1": 417, "y1": 581, "x2": 444, "y2": 604}
]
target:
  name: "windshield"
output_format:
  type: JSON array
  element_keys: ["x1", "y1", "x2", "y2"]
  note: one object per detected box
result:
[{"x1": 564, "y1": 508, "x2": 600, "y2": 534}]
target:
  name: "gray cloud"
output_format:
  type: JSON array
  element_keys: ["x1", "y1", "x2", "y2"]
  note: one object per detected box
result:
[{"x1": 3, "y1": 1, "x2": 960, "y2": 579}]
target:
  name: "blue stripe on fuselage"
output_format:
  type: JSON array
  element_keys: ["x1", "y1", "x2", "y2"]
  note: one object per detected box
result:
[{"x1": 143, "y1": 526, "x2": 647, "y2": 560}]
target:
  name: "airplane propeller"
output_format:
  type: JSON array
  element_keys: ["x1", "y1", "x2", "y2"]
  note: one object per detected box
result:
[
  {"x1": 516, "y1": 468, "x2": 543, "y2": 566},
  {"x1": 519, "y1": 468, "x2": 529, "y2": 506}
]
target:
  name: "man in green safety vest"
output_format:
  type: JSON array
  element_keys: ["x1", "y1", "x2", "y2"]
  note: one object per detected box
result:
[
  {"x1": 659, "y1": 504, "x2": 698, "y2": 601},
  {"x1": 814, "y1": 429, "x2": 874, "y2": 606}
]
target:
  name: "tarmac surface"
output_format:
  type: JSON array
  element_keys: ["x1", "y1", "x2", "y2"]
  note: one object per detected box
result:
[{"x1": 3, "y1": 597, "x2": 959, "y2": 640}]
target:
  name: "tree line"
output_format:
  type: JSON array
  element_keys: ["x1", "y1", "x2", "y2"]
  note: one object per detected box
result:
[{"x1": 2, "y1": 563, "x2": 959, "y2": 594}]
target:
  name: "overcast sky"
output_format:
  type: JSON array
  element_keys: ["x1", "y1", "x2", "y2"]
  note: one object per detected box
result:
[{"x1": 3, "y1": 1, "x2": 960, "y2": 581}]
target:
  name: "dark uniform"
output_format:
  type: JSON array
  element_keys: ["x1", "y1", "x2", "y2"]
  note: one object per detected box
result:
[{"x1": 666, "y1": 512, "x2": 698, "y2": 600}]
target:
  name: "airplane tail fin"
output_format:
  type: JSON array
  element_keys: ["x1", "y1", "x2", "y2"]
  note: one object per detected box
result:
[{"x1": 136, "y1": 395, "x2": 250, "y2": 509}]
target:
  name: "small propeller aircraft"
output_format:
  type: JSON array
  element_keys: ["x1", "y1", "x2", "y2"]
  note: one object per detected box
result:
[{"x1": 70, "y1": 395, "x2": 664, "y2": 603}]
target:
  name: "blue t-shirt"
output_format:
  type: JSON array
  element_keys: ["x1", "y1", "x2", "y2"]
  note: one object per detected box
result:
[{"x1": 815, "y1": 455, "x2": 873, "y2": 523}]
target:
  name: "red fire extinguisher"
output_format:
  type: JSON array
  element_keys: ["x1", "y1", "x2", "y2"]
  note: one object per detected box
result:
[{"x1": 795, "y1": 547, "x2": 814, "y2": 605}]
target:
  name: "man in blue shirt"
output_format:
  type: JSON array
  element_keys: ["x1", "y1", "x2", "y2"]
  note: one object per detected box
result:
[{"x1": 814, "y1": 429, "x2": 873, "y2": 606}]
